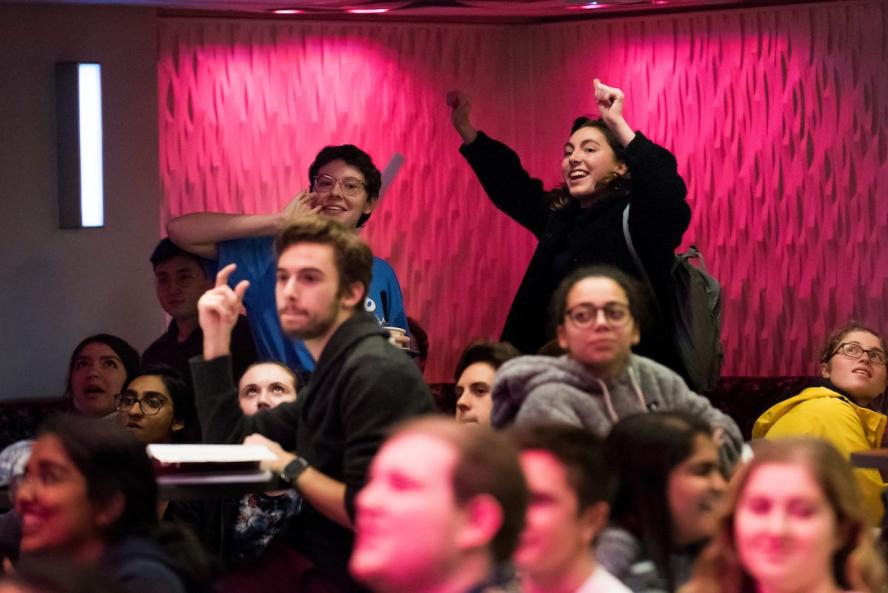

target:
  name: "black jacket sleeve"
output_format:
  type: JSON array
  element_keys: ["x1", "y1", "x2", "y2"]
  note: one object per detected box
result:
[
  {"x1": 229, "y1": 315, "x2": 259, "y2": 385},
  {"x1": 623, "y1": 132, "x2": 691, "y2": 250},
  {"x1": 336, "y1": 354, "x2": 436, "y2": 521},
  {"x1": 459, "y1": 132, "x2": 551, "y2": 238}
]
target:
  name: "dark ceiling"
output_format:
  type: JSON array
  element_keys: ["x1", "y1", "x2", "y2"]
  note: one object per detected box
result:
[{"x1": 9, "y1": 0, "x2": 834, "y2": 22}]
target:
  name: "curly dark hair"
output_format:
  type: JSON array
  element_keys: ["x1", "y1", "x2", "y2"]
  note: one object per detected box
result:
[
  {"x1": 308, "y1": 144, "x2": 382, "y2": 228},
  {"x1": 549, "y1": 117, "x2": 631, "y2": 211}
]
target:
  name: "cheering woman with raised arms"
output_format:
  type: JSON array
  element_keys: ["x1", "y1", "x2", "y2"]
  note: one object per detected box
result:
[{"x1": 448, "y1": 81, "x2": 690, "y2": 377}]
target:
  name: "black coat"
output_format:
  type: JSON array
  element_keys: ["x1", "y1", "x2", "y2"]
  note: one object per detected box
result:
[
  {"x1": 460, "y1": 130, "x2": 691, "y2": 375},
  {"x1": 191, "y1": 312, "x2": 435, "y2": 591}
]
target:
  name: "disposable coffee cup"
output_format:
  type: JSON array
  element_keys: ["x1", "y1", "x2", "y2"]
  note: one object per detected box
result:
[{"x1": 384, "y1": 326, "x2": 409, "y2": 350}]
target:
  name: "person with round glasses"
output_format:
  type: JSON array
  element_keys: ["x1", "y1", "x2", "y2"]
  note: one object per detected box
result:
[
  {"x1": 490, "y1": 266, "x2": 741, "y2": 466},
  {"x1": 115, "y1": 366, "x2": 192, "y2": 445},
  {"x1": 753, "y1": 322, "x2": 888, "y2": 525},
  {"x1": 166, "y1": 144, "x2": 410, "y2": 375}
]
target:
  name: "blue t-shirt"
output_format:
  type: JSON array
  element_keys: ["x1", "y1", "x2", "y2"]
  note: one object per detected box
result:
[{"x1": 218, "y1": 236, "x2": 408, "y2": 374}]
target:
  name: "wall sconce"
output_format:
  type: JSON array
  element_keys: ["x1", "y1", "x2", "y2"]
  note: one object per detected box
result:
[{"x1": 56, "y1": 62, "x2": 104, "y2": 228}]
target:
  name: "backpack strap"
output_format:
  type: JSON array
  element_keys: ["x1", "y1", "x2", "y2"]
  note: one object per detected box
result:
[{"x1": 621, "y1": 205, "x2": 665, "y2": 320}]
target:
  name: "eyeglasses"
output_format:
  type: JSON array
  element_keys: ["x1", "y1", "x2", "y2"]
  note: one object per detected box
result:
[
  {"x1": 10, "y1": 466, "x2": 78, "y2": 500},
  {"x1": 115, "y1": 392, "x2": 167, "y2": 415},
  {"x1": 313, "y1": 174, "x2": 366, "y2": 197},
  {"x1": 564, "y1": 302, "x2": 632, "y2": 328},
  {"x1": 831, "y1": 342, "x2": 888, "y2": 365}
]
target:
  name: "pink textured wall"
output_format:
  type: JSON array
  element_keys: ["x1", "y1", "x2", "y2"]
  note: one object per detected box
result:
[{"x1": 159, "y1": 1, "x2": 888, "y2": 382}]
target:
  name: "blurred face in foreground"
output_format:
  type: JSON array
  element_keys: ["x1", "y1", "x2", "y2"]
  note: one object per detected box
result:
[
  {"x1": 514, "y1": 450, "x2": 603, "y2": 580},
  {"x1": 351, "y1": 433, "x2": 466, "y2": 593},
  {"x1": 667, "y1": 434, "x2": 726, "y2": 546},
  {"x1": 16, "y1": 435, "x2": 112, "y2": 560},
  {"x1": 734, "y1": 462, "x2": 842, "y2": 593}
]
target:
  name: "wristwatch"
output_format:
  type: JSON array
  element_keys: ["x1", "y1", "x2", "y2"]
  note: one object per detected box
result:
[{"x1": 279, "y1": 456, "x2": 310, "y2": 485}]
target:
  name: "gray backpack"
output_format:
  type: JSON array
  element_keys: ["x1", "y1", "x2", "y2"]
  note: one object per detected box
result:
[{"x1": 622, "y1": 206, "x2": 723, "y2": 394}]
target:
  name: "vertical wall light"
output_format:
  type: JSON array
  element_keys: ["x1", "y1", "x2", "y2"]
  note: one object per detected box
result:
[{"x1": 56, "y1": 62, "x2": 104, "y2": 228}]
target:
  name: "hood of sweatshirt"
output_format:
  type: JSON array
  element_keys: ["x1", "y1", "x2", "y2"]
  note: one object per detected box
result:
[
  {"x1": 491, "y1": 354, "x2": 647, "y2": 428},
  {"x1": 752, "y1": 385, "x2": 887, "y2": 445}
]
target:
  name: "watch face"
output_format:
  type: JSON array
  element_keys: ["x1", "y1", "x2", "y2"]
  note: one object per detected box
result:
[{"x1": 282, "y1": 457, "x2": 308, "y2": 482}]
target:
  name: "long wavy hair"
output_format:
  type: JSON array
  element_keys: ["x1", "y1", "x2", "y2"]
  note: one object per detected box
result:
[
  {"x1": 682, "y1": 438, "x2": 886, "y2": 593},
  {"x1": 549, "y1": 117, "x2": 631, "y2": 211}
]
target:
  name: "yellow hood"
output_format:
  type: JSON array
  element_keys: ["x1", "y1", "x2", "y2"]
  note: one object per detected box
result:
[{"x1": 752, "y1": 386, "x2": 886, "y2": 446}]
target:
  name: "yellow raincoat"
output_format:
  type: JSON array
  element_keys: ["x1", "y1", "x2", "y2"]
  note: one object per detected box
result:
[{"x1": 752, "y1": 386, "x2": 886, "y2": 525}]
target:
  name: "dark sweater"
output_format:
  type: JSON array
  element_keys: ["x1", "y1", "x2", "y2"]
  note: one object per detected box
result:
[
  {"x1": 460, "y1": 131, "x2": 691, "y2": 375},
  {"x1": 143, "y1": 316, "x2": 257, "y2": 442},
  {"x1": 103, "y1": 536, "x2": 190, "y2": 593},
  {"x1": 191, "y1": 311, "x2": 436, "y2": 590}
]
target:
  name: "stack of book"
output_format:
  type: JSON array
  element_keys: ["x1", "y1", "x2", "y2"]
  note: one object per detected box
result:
[{"x1": 148, "y1": 444, "x2": 276, "y2": 497}]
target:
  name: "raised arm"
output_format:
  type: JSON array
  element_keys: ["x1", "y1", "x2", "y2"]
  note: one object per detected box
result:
[
  {"x1": 446, "y1": 90, "x2": 478, "y2": 145},
  {"x1": 447, "y1": 89, "x2": 551, "y2": 237},
  {"x1": 192, "y1": 264, "x2": 300, "y2": 446},
  {"x1": 594, "y1": 79, "x2": 637, "y2": 147},
  {"x1": 166, "y1": 191, "x2": 321, "y2": 259},
  {"x1": 595, "y1": 79, "x2": 690, "y2": 248}
]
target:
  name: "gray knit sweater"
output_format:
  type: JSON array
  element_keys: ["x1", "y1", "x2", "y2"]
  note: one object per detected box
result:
[{"x1": 491, "y1": 354, "x2": 742, "y2": 463}]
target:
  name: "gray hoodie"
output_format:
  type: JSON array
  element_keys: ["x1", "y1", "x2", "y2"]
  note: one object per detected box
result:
[{"x1": 491, "y1": 353, "x2": 742, "y2": 463}]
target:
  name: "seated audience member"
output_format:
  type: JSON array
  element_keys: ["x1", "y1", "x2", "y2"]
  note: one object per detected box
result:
[
  {"x1": 0, "y1": 336, "x2": 139, "y2": 564},
  {"x1": 66, "y1": 334, "x2": 139, "y2": 418},
  {"x1": 115, "y1": 366, "x2": 191, "y2": 444},
  {"x1": 510, "y1": 424, "x2": 628, "y2": 593},
  {"x1": 454, "y1": 340, "x2": 520, "y2": 426},
  {"x1": 491, "y1": 266, "x2": 741, "y2": 464},
  {"x1": 14, "y1": 415, "x2": 211, "y2": 593},
  {"x1": 682, "y1": 438, "x2": 886, "y2": 593},
  {"x1": 600, "y1": 412, "x2": 726, "y2": 592},
  {"x1": 230, "y1": 362, "x2": 300, "y2": 565},
  {"x1": 167, "y1": 145, "x2": 409, "y2": 375},
  {"x1": 191, "y1": 216, "x2": 434, "y2": 592},
  {"x1": 350, "y1": 417, "x2": 527, "y2": 593},
  {"x1": 142, "y1": 238, "x2": 257, "y2": 387},
  {"x1": 237, "y1": 361, "x2": 299, "y2": 415},
  {"x1": 753, "y1": 322, "x2": 888, "y2": 524},
  {"x1": 166, "y1": 361, "x2": 302, "y2": 579}
]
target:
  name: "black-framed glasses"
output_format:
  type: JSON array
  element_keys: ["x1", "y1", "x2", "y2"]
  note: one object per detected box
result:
[
  {"x1": 312, "y1": 174, "x2": 366, "y2": 197},
  {"x1": 831, "y1": 342, "x2": 888, "y2": 365},
  {"x1": 115, "y1": 392, "x2": 166, "y2": 416},
  {"x1": 564, "y1": 302, "x2": 632, "y2": 328}
]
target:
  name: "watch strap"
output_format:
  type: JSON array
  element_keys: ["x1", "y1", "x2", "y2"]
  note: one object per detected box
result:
[{"x1": 279, "y1": 456, "x2": 310, "y2": 484}]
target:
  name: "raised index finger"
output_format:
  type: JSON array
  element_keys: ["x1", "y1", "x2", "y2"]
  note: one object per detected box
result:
[{"x1": 215, "y1": 263, "x2": 238, "y2": 288}]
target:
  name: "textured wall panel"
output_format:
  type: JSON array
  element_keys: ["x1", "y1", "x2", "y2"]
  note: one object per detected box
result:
[
  {"x1": 518, "y1": 1, "x2": 888, "y2": 377},
  {"x1": 158, "y1": 20, "x2": 537, "y2": 382},
  {"x1": 159, "y1": 1, "x2": 888, "y2": 381}
]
